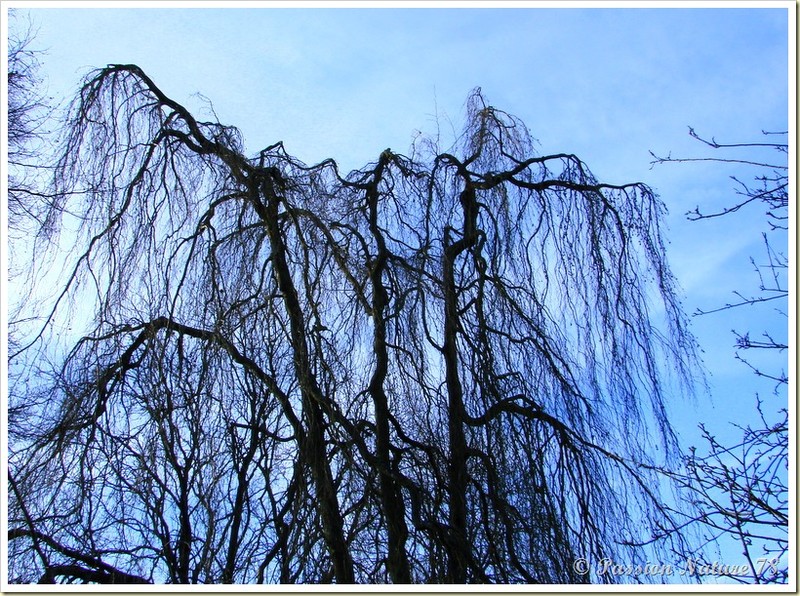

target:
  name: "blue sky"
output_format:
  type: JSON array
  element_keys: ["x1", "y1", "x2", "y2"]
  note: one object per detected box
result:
[
  {"x1": 4, "y1": 0, "x2": 795, "y2": 578},
  {"x1": 24, "y1": 6, "x2": 788, "y2": 179}
]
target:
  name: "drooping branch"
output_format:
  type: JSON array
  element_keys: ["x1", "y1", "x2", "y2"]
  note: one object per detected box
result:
[{"x1": 9, "y1": 69, "x2": 702, "y2": 584}]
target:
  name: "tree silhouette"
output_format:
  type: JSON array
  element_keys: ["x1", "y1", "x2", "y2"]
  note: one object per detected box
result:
[
  {"x1": 650, "y1": 129, "x2": 789, "y2": 584},
  {"x1": 8, "y1": 64, "x2": 699, "y2": 584},
  {"x1": 6, "y1": 10, "x2": 52, "y2": 237}
]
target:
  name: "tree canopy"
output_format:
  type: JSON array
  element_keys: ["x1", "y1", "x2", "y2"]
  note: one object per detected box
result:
[
  {"x1": 6, "y1": 10, "x2": 51, "y2": 237},
  {"x1": 8, "y1": 64, "x2": 700, "y2": 584}
]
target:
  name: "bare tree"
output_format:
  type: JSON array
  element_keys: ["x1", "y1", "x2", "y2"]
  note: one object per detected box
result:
[
  {"x1": 8, "y1": 64, "x2": 700, "y2": 584},
  {"x1": 6, "y1": 9, "x2": 53, "y2": 236},
  {"x1": 650, "y1": 128, "x2": 789, "y2": 584}
]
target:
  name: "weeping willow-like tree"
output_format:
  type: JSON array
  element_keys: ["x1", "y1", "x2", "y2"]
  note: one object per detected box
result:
[{"x1": 8, "y1": 64, "x2": 700, "y2": 584}]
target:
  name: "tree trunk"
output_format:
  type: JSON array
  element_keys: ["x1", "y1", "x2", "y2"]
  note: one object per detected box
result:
[
  {"x1": 254, "y1": 174, "x2": 355, "y2": 584},
  {"x1": 365, "y1": 155, "x2": 412, "y2": 583},
  {"x1": 441, "y1": 184, "x2": 479, "y2": 583}
]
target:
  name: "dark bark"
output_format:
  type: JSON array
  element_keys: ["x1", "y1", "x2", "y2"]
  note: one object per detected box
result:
[
  {"x1": 251, "y1": 172, "x2": 355, "y2": 583},
  {"x1": 441, "y1": 182, "x2": 480, "y2": 583},
  {"x1": 365, "y1": 152, "x2": 412, "y2": 583},
  {"x1": 9, "y1": 528, "x2": 150, "y2": 584}
]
